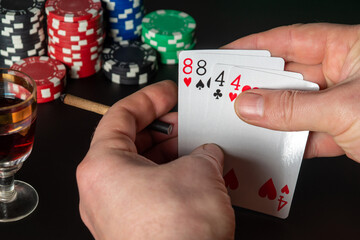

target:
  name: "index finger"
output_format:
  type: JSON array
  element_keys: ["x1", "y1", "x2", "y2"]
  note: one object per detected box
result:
[
  {"x1": 222, "y1": 23, "x2": 355, "y2": 65},
  {"x1": 91, "y1": 80, "x2": 178, "y2": 152}
]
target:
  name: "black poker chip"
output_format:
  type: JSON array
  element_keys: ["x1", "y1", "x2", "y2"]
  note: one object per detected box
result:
[
  {"x1": 0, "y1": 19, "x2": 45, "y2": 33},
  {"x1": 0, "y1": 49, "x2": 46, "y2": 67},
  {"x1": 103, "y1": 68, "x2": 158, "y2": 85},
  {"x1": 0, "y1": 46, "x2": 46, "y2": 58},
  {"x1": 101, "y1": 40, "x2": 158, "y2": 85},
  {"x1": 0, "y1": 0, "x2": 45, "y2": 18},
  {"x1": 0, "y1": 41, "x2": 46, "y2": 54},
  {"x1": 102, "y1": 40, "x2": 157, "y2": 69},
  {"x1": 0, "y1": 0, "x2": 46, "y2": 67},
  {"x1": 0, "y1": 30, "x2": 45, "y2": 42}
]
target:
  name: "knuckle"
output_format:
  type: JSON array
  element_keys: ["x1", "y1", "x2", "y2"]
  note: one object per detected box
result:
[
  {"x1": 278, "y1": 90, "x2": 299, "y2": 128},
  {"x1": 76, "y1": 159, "x2": 91, "y2": 189},
  {"x1": 76, "y1": 152, "x2": 100, "y2": 191}
]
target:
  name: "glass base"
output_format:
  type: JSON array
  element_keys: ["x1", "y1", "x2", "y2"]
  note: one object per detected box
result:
[{"x1": 0, "y1": 180, "x2": 38, "y2": 222}]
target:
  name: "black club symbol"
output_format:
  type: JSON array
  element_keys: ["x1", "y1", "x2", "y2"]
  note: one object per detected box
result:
[{"x1": 213, "y1": 89, "x2": 222, "y2": 99}]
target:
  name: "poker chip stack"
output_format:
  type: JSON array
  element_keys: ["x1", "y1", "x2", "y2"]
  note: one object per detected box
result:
[
  {"x1": 141, "y1": 10, "x2": 196, "y2": 65},
  {"x1": 102, "y1": 40, "x2": 158, "y2": 85},
  {"x1": 101, "y1": 0, "x2": 144, "y2": 42},
  {"x1": 0, "y1": 0, "x2": 47, "y2": 68},
  {"x1": 11, "y1": 56, "x2": 67, "y2": 103},
  {"x1": 45, "y1": 0, "x2": 105, "y2": 79}
]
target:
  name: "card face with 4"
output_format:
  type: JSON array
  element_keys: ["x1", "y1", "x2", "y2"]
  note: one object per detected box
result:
[
  {"x1": 178, "y1": 51, "x2": 284, "y2": 96},
  {"x1": 178, "y1": 53, "x2": 319, "y2": 218},
  {"x1": 178, "y1": 51, "x2": 286, "y2": 159},
  {"x1": 179, "y1": 50, "x2": 286, "y2": 159},
  {"x1": 190, "y1": 49, "x2": 271, "y2": 57}
]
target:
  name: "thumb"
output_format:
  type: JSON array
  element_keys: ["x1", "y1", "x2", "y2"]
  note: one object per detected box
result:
[
  {"x1": 234, "y1": 88, "x2": 348, "y2": 136},
  {"x1": 190, "y1": 144, "x2": 225, "y2": 174}
]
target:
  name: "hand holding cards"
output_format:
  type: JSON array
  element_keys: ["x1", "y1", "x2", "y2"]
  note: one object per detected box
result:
[{"x1": 178, "y1": 50, "x2": 319, "y2": 219}]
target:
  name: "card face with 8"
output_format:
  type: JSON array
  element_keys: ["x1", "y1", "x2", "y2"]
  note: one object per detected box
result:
[{"x1": 178, "y1": 50, "x2": 319, "y2": 218}]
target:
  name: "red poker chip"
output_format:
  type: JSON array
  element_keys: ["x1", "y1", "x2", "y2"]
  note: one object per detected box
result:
[
  {"x1": 47, "y1": 46, "x2": 102, "y2": 60},
  {"x1": 48, "y1": 40, "x2": 103, "y2": 51},
  {"x1": 48, "y1": 54, "x2": 101, "y2": 79},
  {"x1": 10, "y1": 56, "x2": 67, "y2": 103},
  {"x1": 69, "y1": 62, "x2": 101, "y2": 73},
  {"x1": 45, "y1": 0, "x2": 104, "y2": 79},
  {"x1": 48, "y1": 32, "x2": 105, "y2": 49},
  {"x1": 48, "y1": 46, "x2": 102, "y2": 67},
  {"x1": 69, "y1": 65, "x2": 101, "y2": 79},
  {"x1": 47, "y1": 28, "x2": 103, "y2": 43},
  {"x1": 48, "y1": 44, "x2": 102, "y2": 59},
  {"x1": 48, "y1": 51, "x2": 100, "y2": 65},
  {"x1": 45, "y1": 0, "x2": 102, "y2": 23},
  {"x1": 48, "y1": 45, "x2": 104, "y2": 60},
  {"x1": 47, "y1": 13, "x2": 103, "y2": 31},
  {"x1": 69, "y1": 58, "x2": 101, "y2": 77},
  {"x1": 48, "y1": 26, "x2": 103, "y2": 39},
  {"x1": 69, "y1": 67, "x2": 100, "y2": 79},
  {"x1": 47, "y1": 29, "x2": 103, "y2": 44},
  {"x1": 6, "y1": 81, "x2": 32, "y2": 101},
  {"x1": 48, "y1": 34, "x2": 98, "y2": 45},
  {"x1": 48, "y1": 50, "x2": 102, "y2": 63},
  {"x1": 37, "y1": 87, "x2": 63, "y2": 103}
]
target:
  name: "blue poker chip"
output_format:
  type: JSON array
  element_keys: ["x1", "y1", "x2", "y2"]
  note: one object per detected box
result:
[
  {"x1": 108, "y1": 15, "x2": 143, "y2": 25},
  {"x1": 105, "y1": 4, "x2": 143, "y2": 15},
  {"x1": 102, "y1": 0, "x2": 144, "y2": 41},
  {"x1": 102, "y1": 0, "x2": 143, "y2": 11},
  {"x1": 108, "y1": 31, "x2": 141, "y2": 41},
  {"x1": 107, "y1": 11, "x2": 143, "y2": 22},
  {"x1": 107, "y1": 20, "x2": 142, "y2": 41}
]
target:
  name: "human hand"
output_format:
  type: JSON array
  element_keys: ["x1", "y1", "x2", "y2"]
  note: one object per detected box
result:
[
  {"x1": 76, "y1": 80, "x2": 235, "y2": 240},
  {"x1": 223, "y1": 23, "x2": 360, "y2": 162}
]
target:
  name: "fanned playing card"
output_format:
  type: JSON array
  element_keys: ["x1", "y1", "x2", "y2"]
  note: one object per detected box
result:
[{"x1": 178, "y1": 50, "x2": 319, "y2": 219}]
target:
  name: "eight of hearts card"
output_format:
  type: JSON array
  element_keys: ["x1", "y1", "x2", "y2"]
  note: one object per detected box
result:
[{"x1": 178, "y1": 50, "x2": 319, "y2": 219}]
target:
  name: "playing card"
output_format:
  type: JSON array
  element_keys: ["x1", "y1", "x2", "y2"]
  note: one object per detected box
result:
[
  {"x1": 193, "y1": 49, "x2": 271, "y2": 57},
  {"x1": 178, "y1": 50, "x2": 284, "y2": 95},
  {"x1": 178, "y1": 51, "x2": 286, "y2": 156},
  {"x1": 178, "y1": 53, "x2": 319, "y2": 219},
  {"x1": 242, "y1": 67, "x2": 303, "y2": 80}
]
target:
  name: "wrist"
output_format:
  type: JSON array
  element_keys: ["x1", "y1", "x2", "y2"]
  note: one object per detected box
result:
[{"x1": 121, "y1": 208, "x2": 222, "y2": 240}]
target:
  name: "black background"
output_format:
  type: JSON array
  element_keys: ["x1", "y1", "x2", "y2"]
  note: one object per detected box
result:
[{"x1": 1, "y1": 0, "x2": 360, "y2": 239}]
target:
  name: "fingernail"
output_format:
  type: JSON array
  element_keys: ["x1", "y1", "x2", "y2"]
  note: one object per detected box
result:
[
  {"x1": 202, "y1": 144, "x2": 223, "y2": 159},
  {"x1": 236, "y1": 92, "x2": 264, "y2": 119},
  {"x1": 193, "y1": 144, "x2": 224, "y2": 170}
]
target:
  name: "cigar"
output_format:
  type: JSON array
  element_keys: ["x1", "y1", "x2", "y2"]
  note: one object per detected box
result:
[{"x1": 60, "y1": 94, "x2": 173, "y2": 135}]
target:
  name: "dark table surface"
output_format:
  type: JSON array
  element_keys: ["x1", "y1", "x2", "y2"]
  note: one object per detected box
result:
[{"x1": 1, "y1": 0, "x2": 360, "y2": 239}]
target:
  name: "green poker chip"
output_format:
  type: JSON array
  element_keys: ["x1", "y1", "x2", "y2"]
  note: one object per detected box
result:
[
  {"x1": 158, "y1": 40, "x2": 196, "y2": 65},
  {"x1": 142, "y1": 35, "x2": 195, "y2": 52},
  {"x1": 142, "y1": 28, "x2": 195, "y2": 44},
  {"x1": 141, "y1": 9, "x2": 196, "y2": 39},
  {"x1": 141, "y1": 9, "x2": 196, "y2": 65}
]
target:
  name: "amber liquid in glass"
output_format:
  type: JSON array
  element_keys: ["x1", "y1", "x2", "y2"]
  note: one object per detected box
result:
[{"x1": 0, "y1": 97, "x2": 36, "y2": 163}]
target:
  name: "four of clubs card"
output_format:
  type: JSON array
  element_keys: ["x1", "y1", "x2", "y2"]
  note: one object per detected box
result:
[{"x1": 178, "y1": 50, "x2": 319, "y2": 218}]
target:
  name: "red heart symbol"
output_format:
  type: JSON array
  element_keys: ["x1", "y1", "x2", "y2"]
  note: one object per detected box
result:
[
  {"x1": 184, "y1": 77, "x2": 191, "y2": 87},
  {"x1": 223, "y1": 169, "x2": 239, "y2": 190},
  {"x1": 281, "y1": 185, "x2": 289, "y2": 195},
  {"x1": 229, "y1": 92, "x2": 237, "y2": 102},
  {"x1": 258, "y1": 178, "x2": 277, "y2": 200}
]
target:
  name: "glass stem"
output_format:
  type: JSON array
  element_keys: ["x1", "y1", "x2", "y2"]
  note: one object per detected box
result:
[
  {"x1": 0, "y1": 163, "x2": 21, "y2": 203},
  {"x1": 0, "y1": 176, "x2": 16, "y2": 202}
]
